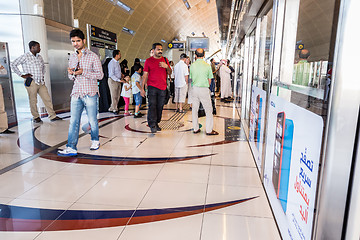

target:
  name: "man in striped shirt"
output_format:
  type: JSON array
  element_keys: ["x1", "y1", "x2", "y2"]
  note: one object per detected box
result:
[
  {"x1": 11, "y1": 41, "x2": 61, "y2": 123},
  {"x1": 58, "y1": 29, "x2": 104, "y2": 156}
]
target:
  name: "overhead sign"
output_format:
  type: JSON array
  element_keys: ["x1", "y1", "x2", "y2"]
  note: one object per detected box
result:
[
  {"x1": 90, "y1": 25, "x2": 117, "y2": 43},
  {"x1": 187, "y1": 37, "x2": 209, "y2": 51},
  {"x1": 168, "y1": 42, "x2": 184, "y2": 49},
  {"x1": 91, "y1": 40, "x2": 105, "y2": 48},
  {"x1": 105, "y1": 43, "x2": 116, "y2": 50}
]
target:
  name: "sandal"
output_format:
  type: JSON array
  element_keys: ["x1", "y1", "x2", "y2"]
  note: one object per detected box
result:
[
  {"x1": 179, "y1": 110, "x2": 184, "y2": 113},
  {"x1": 193, "y1": 129, "x2": 201, "y2": 134},
  {"x1": 206, "y1": 130, "x2": 219, "y2": 136}
]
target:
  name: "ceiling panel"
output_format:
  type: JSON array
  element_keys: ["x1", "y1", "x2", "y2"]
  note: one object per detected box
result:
[{"x1": 73, "y1": 0, "x2": 221, "y2": 63}]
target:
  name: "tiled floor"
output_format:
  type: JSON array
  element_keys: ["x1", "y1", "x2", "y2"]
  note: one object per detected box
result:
[{"x1": 0, "y1": 100, "x2": 281, "y2": 239}]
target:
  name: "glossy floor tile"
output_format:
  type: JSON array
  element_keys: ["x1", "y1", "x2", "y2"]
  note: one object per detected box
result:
[{"x1": 0, "y1": 101, "x2": 281, "y2": 239}]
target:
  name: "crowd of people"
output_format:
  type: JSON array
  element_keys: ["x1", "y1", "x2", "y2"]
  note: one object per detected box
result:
[{"x1": 1, "y1": 28, "x2": 236, "y2": 155}]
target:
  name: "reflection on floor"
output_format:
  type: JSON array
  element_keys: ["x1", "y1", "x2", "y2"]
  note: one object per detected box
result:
[{"x1": 0, "y1": 100, "x2": 281, "y2": 240}]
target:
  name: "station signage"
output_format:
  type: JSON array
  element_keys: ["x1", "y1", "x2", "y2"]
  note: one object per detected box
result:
[
  {"x1": 91, "y1": 40, "x2": 105, "y2": 48},
  {"x1": 168, "y1": 42, "x2": 184, "y2": 49},
  {"x1": 105, "y1": 43, "x2": 116, "y2": 50},
  {"x1": 90, "y1": 25, "x2": 117, "y2": 43}
]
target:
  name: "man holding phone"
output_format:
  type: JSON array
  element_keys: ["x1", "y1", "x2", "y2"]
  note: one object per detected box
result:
[
  {"x1": 58, "y1": 29, "x2": 104, "y2": 156},
  {"x1": 11, "y1": 41, "x2": 61, "y2": 123}
]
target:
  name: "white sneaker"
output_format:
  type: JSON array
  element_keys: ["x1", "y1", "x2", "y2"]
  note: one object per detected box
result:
[
  {"x1": 90, "y1": 140, "x2": 100, "y2": 150},
  {"x1": 57, "y1": 147, "x2": 77, "y2": 156}
]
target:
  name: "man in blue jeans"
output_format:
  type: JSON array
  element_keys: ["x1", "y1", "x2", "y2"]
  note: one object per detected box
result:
[{"x1": 58, "y1": 29, "x2": 104, "y2": 156}]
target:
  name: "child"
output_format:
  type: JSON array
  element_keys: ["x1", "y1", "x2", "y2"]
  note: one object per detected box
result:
[
  {"x1": 131, "y1": 65, "x2": 143, "y2": 118},
  {"x1": 121, "y1": 75, "x2": 132, "y2": 116}
]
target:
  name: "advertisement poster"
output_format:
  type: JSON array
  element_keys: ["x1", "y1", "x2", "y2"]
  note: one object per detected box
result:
[
  {"x1": 263, "y1": 95, "x2": 323, "y2": 240},
  {"x1": 249, "y1": 86, "x2": 266, "y2": 169}
]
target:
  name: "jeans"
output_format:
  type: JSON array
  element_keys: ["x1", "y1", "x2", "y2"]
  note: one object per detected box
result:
[
  {"x1": 210, "y1": 78, "x2": 215, "y2": 93},
  {"x1": 147, "y1": 85, "x2": 166, "y2": 128},
  {"x1": 67, "y1": 94, "x2": 99, "y2": 150},
  {"x1": 134, "y1": 92, "x2": 142, "y2": 106}
]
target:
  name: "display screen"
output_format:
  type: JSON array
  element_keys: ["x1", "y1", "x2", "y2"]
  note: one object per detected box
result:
[{"x1": 188, "y1": 37, "x2": 209, "y2": 51}]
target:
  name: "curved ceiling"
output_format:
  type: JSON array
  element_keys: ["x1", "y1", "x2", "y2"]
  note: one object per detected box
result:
[{"x1": 73, "y1": 0, "x2": 221, "y2": 63}]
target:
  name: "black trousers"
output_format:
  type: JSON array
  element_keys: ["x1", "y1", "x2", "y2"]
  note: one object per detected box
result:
[{"x1": 147, "y1": 85, "x2": 166, "y2": 128}]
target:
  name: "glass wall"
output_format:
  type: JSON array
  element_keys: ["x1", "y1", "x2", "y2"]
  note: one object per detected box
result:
[
  {"x1": 247, "y1": 8, "x2": 273, "y2": 170},
  {"x1": 237, "y1": 0, "x2": 338, "y2": 239}
]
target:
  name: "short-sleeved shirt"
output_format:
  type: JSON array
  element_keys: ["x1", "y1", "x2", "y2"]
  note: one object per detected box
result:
[
  {"x1": 292, "y1": 60, "x2": 311, "y2": 86},
  {"x1": 189, "y1": 59, "x2": 213, "y2": 88},
  {"x1": 131, "y1": 72, "x2": 141, "y2": 94},
  {"x1": 174, "y1": 60, "x2": 189, "y2": 88},
  {"x1": 121, "y1": 82, "x2": 132, "y2": 98},
  {"x1": 143, "y1": 56, "x2": 170, "y2": 90}
]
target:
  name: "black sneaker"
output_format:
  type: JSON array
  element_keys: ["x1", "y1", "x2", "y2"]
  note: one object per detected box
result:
[
  {"x1": 134, "y1": 114, "x2": 142, "y2": 118},
  {"x1": 150, "y1": 127, "x2": 157, "y2": 133},
  {"x1": 50, "y1": 116, "x2": 62, "y2": 122},
  {"x1": 155, "y1": 124, "x2": 161, "y2": 131},
  {"x1": 1, "y1": 129, "x2": 15, "y2": 134},
  {"x1": 33, "y1": 117, "x2": 43, "y2": 123}
]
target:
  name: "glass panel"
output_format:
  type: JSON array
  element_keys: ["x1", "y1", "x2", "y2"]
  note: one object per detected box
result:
[
  {"x1": 0, "y1": 0, "x2": 20, "y2": 14},
  {"x1": 248, "y1": 9, "x2": 273, "y2": 170},
  {"x1": 244, "y1": 31, "x2": 255, "y2": 122},
  {"x1": 277, "y1": 0, "x2": 336, "y2": 114},
  {"x1": 262, "y1": 0, "x2": 338, "y2": 239}
]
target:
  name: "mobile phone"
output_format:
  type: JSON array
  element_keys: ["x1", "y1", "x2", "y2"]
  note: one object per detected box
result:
[
  {"x1": 278, "y1": 119, "x2": 294, "y2": 212},
  {"x1": 255, "y1": 95, "x2": 262, "y2": 149},
  {"x1": 272, "y1": 112, "x2": 285, "y2": 197}
]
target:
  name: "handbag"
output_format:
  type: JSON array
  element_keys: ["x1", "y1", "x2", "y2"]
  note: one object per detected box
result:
[{"x1": 24, "y1": 77, "x2": 33, "y2": 87}]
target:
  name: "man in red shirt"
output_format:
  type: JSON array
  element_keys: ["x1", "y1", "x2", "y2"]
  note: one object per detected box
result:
[{"x1": 141, "y1": 43, "x2": 171, "y2": 133}]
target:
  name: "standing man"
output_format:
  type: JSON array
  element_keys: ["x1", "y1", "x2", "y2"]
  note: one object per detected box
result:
[
  {"x1": 140, "y1": 43, "x2": 171, "y2": 133},
  {"x1": 190, "y1": 48, "x2": 218, "y2": 135},
  {"x1": 185, "y1": 56, "x2": 193, "y2": 109},
  {"x1": 173, "y1": 53, "x2": 189, "y2": 113},
  {"x1": 58, "y1": 29, "x2": 104, "y2": 156},
  {"x1": 210, "y1": 58, "x2": 217, "y2": 94},
  {"x1": 293, "y1": 49, "x2": 311, "y2": 86},
  {"x1": 108, "y1": 49, "x2": 123, "y2": 114},
  {"x1": 11, "y1": 41, "x2": 61, "y2": 123},
  {"x1": 219, "y1": 59, "x2": 232, "y2": 101}
]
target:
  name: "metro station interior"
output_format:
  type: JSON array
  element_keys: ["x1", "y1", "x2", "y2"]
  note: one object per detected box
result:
[{"x1": 0, "y1": 0, "x2": 359, "y2": 239}]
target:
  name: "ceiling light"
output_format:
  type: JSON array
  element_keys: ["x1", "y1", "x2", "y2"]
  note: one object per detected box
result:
[
  {"x1": 182, "y1": 0, "x2": 191, "y2": 10},
  {"x1": 105, "y1": 0, "x2": 134, "y2": 14},
  {"x1": 161, "y1": 39, "x2": 167, "y2": 43},
  {"x1": 122, "y1": 27, "x2": 135, "y2": 36}
]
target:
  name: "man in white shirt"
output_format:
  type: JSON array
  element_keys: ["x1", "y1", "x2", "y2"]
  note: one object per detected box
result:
[
  {"x1": 219, "y1": 59, "x2": 232, "y2": 101},
  {"x1": 11, "y1": 41, "x2": 61, "y2": 123},
  {"x1": 108, "y1": 49, "x2": 124, "y2": 114},
  {"x1": 173, "y1": 53, "x2": 189, "y2": 113}
]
